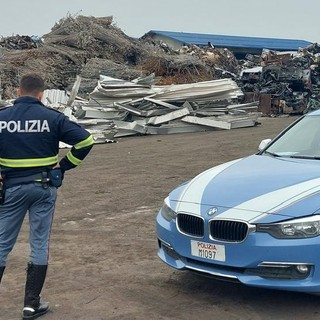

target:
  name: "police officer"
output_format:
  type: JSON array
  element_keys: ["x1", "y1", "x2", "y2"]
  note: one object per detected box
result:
[{"x1": 0, "y1": 74, "x2": 94, "y2": 319}]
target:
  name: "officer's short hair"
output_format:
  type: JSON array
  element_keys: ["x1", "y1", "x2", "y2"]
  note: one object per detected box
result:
[{"x1": 20, "y1": 74, "x2": 45, "y2": 95}]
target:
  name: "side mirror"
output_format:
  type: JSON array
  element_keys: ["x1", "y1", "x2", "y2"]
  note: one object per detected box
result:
[{"x1": 258, "y1": 138, "x2": 272, "y2": 151}]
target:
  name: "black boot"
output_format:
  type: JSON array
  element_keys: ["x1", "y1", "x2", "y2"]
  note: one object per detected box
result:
[
  {"x1": 0, "y1": 266, "x2": 5, "y2": 284},
  {"x1": 23, "y1": 262, "x2": 49, "y2": 320}
]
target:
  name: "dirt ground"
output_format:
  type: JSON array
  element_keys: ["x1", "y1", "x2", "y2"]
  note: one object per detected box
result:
[{"x1": 2, "y1": 115, "x2": 320, "y2": 320}]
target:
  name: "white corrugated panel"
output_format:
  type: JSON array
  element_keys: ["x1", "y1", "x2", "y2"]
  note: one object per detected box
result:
[{"x1": 42, "y1": 89, "x2": 68, "y2": 105}]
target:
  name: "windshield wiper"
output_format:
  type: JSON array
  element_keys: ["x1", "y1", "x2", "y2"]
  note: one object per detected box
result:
[
  {"x1": 289, "y1": 155, "x2": 320, "y2": 160},
  {"x1": 263, "y1": 151, "x2": 281, "y2": 157}
]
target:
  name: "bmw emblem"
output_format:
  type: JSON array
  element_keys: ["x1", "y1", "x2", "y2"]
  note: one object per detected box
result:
[{"x1": 207, "y1": 207, "x2": 218, "y2": 216}]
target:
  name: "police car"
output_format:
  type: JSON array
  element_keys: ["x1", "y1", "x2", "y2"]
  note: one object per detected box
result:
[{"x1": 156, "y1": 110, "x2": 320, "y2": 294}]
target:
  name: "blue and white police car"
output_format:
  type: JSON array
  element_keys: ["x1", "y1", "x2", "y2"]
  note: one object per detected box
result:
[{"x1": 156, "y1": 110, "x2": 320, "y2": 294}]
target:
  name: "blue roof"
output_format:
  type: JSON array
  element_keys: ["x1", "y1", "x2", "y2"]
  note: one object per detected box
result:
[{"x1": 148, "y1": 30, "x2": 312, "y2": 51}]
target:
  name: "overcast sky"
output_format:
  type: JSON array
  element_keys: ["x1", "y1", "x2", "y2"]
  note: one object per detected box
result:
[{"x1": 1, "y1": 0, "x2": 319, "y2": 43}]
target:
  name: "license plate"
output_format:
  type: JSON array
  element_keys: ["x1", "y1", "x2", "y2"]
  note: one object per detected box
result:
[{"x1": 191, "y1": 240, "x2": 225, "y2": 262}]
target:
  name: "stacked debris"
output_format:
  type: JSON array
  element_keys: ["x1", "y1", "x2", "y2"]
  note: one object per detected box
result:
[
  {"x1": 0, "y1": 12, "x2": 320, "y2": 127},
  {"x1": 72, "y1": 74, "x2": 259, "y2": 138},
  {"x1": 34, "y1": 73, "x2": 259, "y2": 142},
  {"x1": 0, "y1": 15, "x2": 265, "y2": 142}
]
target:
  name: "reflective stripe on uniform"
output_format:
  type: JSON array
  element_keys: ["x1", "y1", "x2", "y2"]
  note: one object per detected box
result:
[
  {"x1": 74, "y1": 135, "x2": 94, "y2": 150},
  {"x1": 66, "y1": 152, "x2": 81, "y2": 166},
  {"x1": 0, "y1": 155, "x2": 58, "y2": 168}
]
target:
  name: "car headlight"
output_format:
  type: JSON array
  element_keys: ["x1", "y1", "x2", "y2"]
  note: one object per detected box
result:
[
  {"x1": 256, "y1": 215, "x2": 320, "y2": 239},
  {"x1": 160, "y1": 198, "x2": 177, "y2": 221}
]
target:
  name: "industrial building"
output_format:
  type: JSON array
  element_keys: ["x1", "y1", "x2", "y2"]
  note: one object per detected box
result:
[{"x1": 145, "y1": 30, "x2": 312, "y2": 58}]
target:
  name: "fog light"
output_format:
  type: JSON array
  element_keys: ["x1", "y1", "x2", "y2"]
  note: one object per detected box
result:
[{"x1": 296, "y1": 265, "x2": 309, "y2": 274}]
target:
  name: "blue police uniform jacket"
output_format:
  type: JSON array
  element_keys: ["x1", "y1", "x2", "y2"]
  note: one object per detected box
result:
[{"x1": 0, "y1": 96, "x2": 94, "y2": 179}]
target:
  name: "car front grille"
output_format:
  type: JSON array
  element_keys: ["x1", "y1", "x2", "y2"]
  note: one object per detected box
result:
[
  {"x1": 209, "y1": 220, "x2": 248, "y2": 242},
  {"x1": 176, "y1": 213, "x2": 249, "y2": 241},
  {"x1": 177, "y1": 213, "x2": 204, "y2": 237}
]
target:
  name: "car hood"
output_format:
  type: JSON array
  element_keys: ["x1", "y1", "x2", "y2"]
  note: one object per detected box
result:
[{"x1": 169, "y1": 155, "x2": 320, "y2": 223}]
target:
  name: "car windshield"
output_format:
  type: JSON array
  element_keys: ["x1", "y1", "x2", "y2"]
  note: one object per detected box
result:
[{"x1": 263, "y1": 115, "x2": 320, "y2": 159}]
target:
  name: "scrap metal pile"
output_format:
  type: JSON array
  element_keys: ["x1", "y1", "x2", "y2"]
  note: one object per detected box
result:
[
  {"x1": 38, "y1": 74, "x2": 259, "y2": 143},
  {"x1": 0, "y1": 15, "x2": 236, "y2": 98},
  {"x1": 82, "y1": 75, "x2": 258, "y2": 138},
  {"x1": 238, "y1": 45, "x2": 320, "y2": 115},
  {"x1": 0, "y1": 35, "x2": 41, "y2": 50},
  {"x1": 0, "y1": 14, "x2": 319, "y2": 142},
  {"x1": 0, "y1": 15, "x2": 149, "y2": 98},
  {"x1": 0, "y1": 15, "x2": 261, "y2": 142}
]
